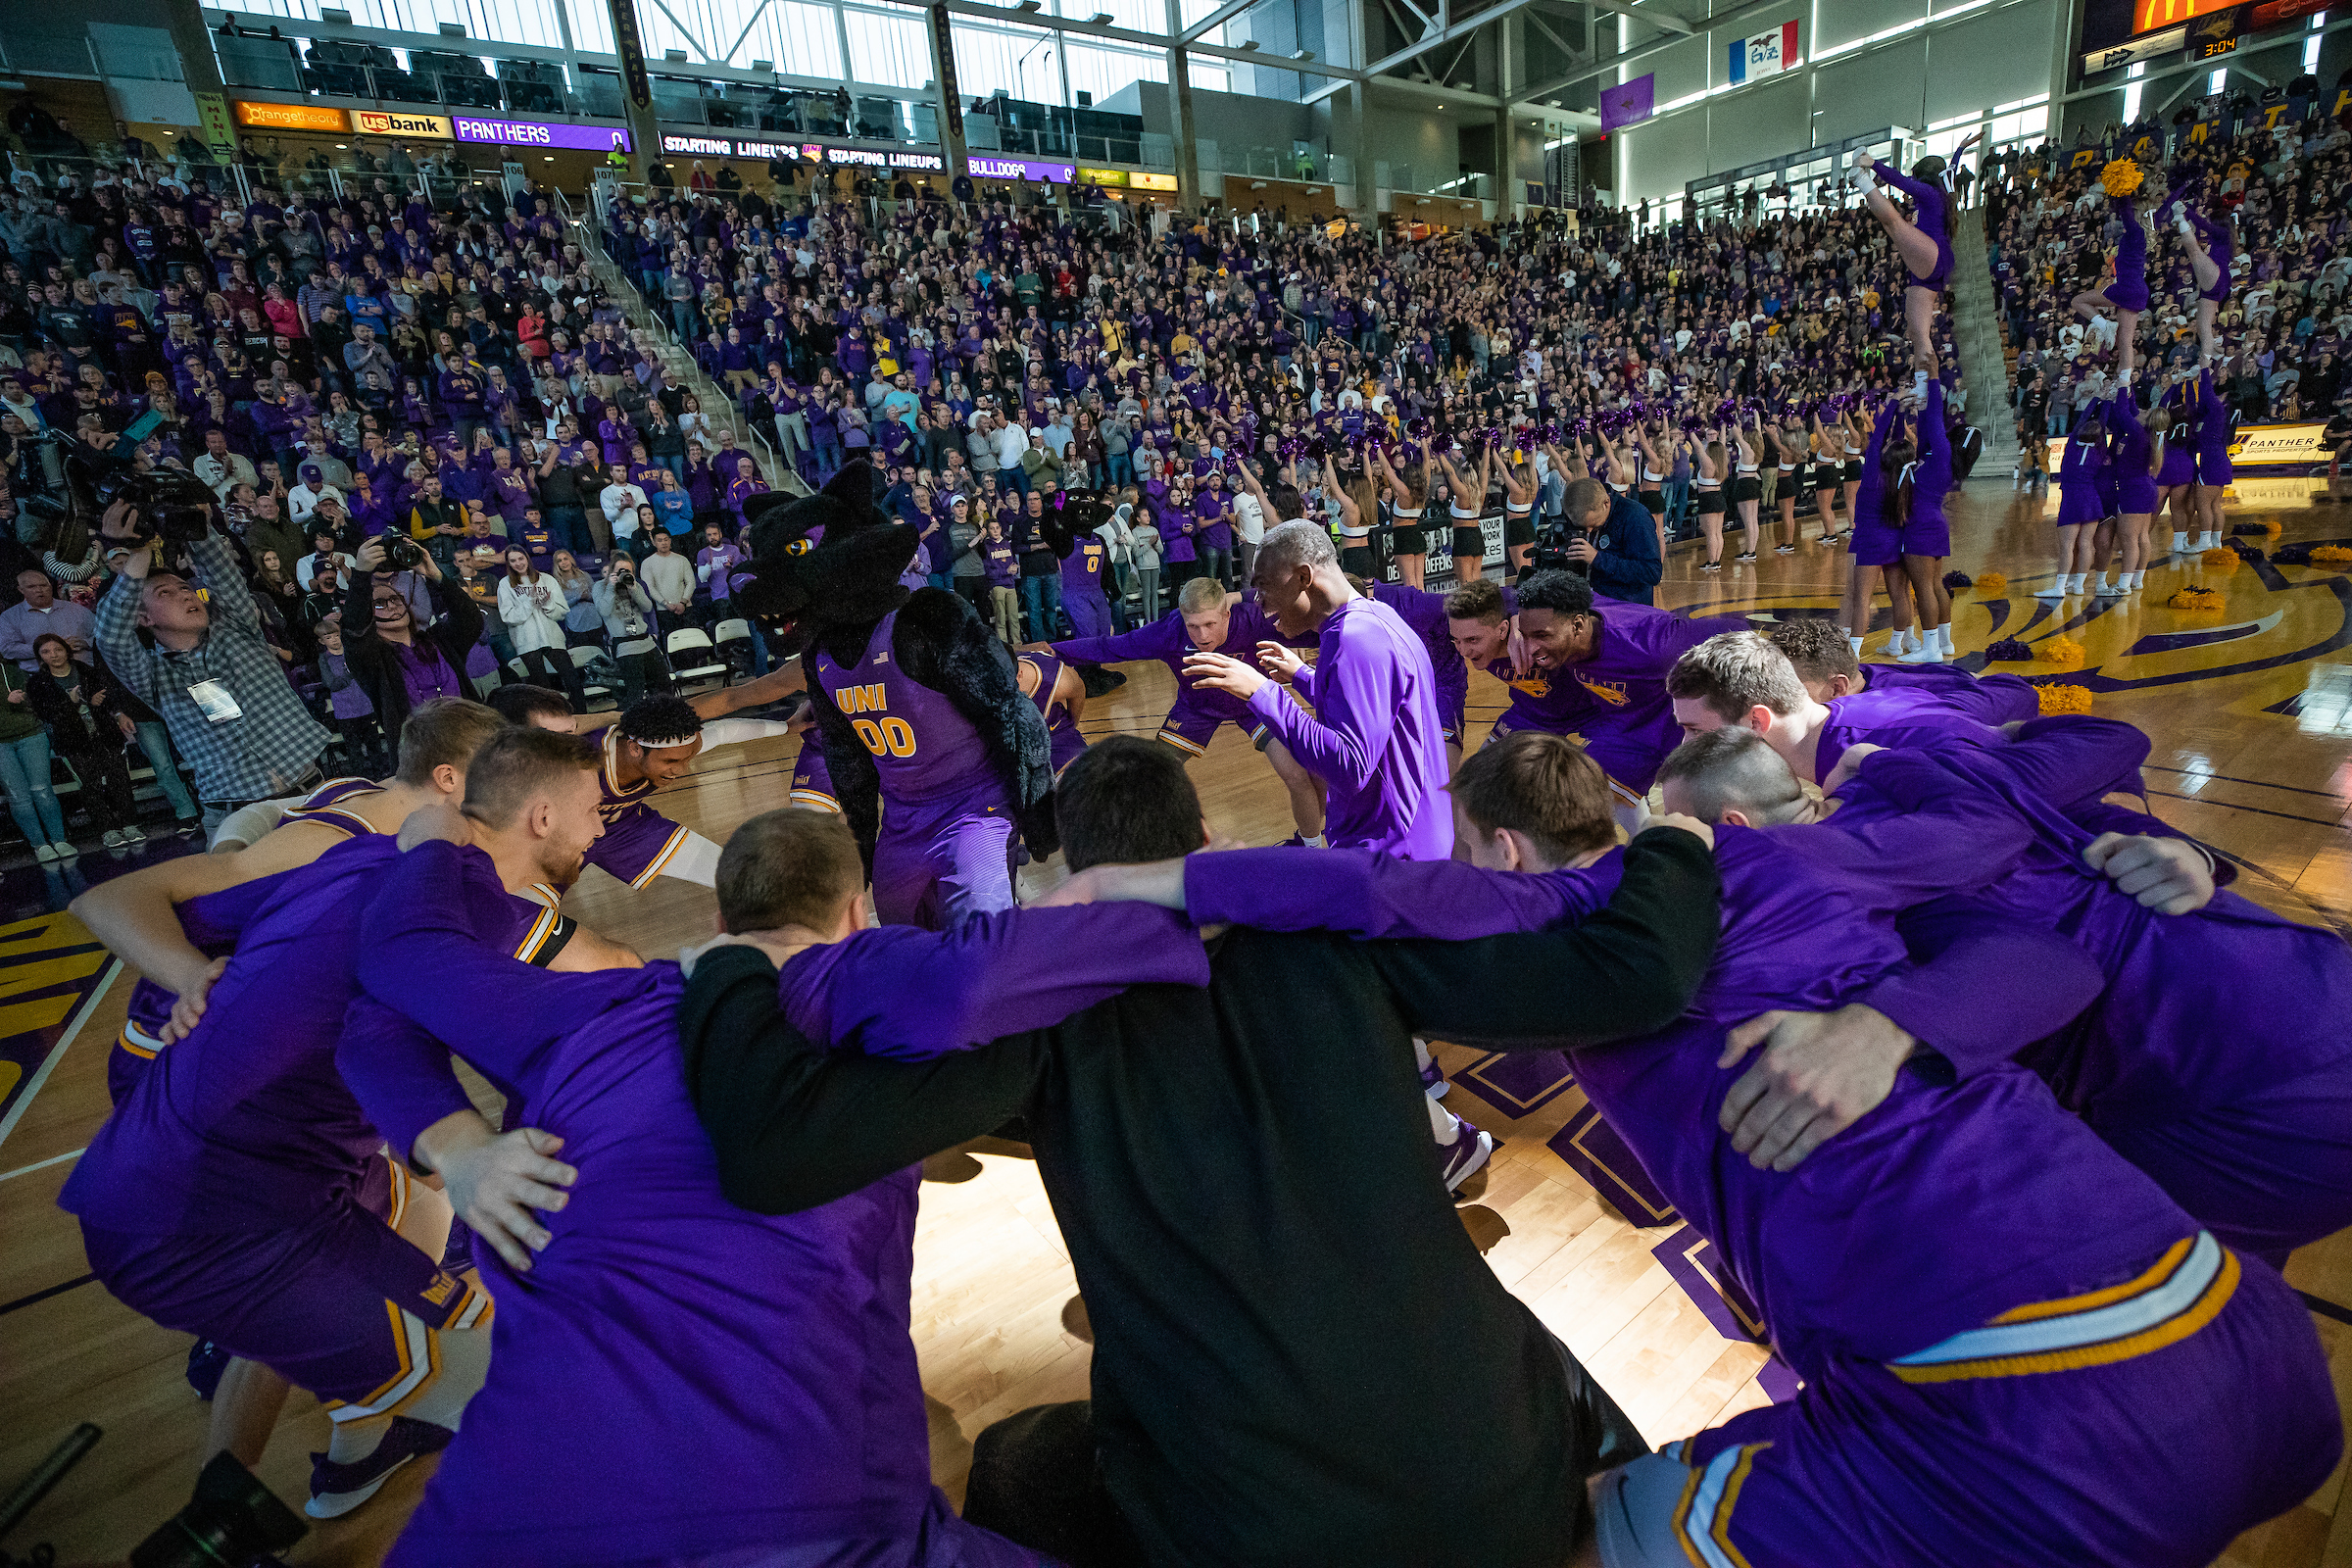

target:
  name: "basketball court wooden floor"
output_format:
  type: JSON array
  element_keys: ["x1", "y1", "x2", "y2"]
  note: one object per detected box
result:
[{"x1": 3, "y1": 473, "x2": 2349, "y2": 1566}]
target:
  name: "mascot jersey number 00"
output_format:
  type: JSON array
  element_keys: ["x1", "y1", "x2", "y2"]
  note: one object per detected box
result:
[{"x1": 735, "y1": 462, "x2": 1059, "y2": 930}]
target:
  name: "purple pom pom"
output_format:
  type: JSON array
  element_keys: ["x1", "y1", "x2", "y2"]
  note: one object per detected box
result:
[
  {"x1": 1941, "y1": 570, "x2": 1972, "y2": 590},
  {"x1": 1985, "y1": 637, "x2": 2033, "y2": 661}
]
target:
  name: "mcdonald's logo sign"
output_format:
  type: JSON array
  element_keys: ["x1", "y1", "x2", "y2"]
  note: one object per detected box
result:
[{"x1": 2133, "y1": 0, "x2": 2243, "y2": 31}]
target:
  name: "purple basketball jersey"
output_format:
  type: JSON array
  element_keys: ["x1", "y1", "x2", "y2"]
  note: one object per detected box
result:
[{"x1": 814, "y1": 609, "x2": 996, "y2": 805}]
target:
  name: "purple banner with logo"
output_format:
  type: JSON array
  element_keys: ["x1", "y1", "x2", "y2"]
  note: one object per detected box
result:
[
  {"x1": 1600, "y1": 74, "x2": 1654, "y2": 132},
  {"x1": 452, "y1": 115, "x2": 633, "y2": 153},
  {"x1": 966, "y1": 155, "x2": 1075, "y2": 184}
]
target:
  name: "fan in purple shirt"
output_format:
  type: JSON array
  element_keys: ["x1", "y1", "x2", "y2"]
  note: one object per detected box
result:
[
  {"x1": 1068, "y1": 733, "x2": 2338, "y2": 1568},
  {"x1": 339, "y1": 801, "x2": 1205, "y2": 1567},
  {"x1": 1183, "y1": 519, "x2": 1452, "y2": 859},
  {"x1": 1051, "y1": 574, "x2": 1328, "y2": 843}
]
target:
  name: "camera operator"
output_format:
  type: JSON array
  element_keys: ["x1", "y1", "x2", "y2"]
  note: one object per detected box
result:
[
  {"x1": 593, "y1": 552, "x2": 673, "y2": 705},
  {"x1": 1553, "y1": 475, "x2": 1661, "y2": 606},
  {"x1": 334, "y1": 532, "x2": 486, "y2": 746},
  {"x1": 94, "y1": 487, "x2": 331, "y2": 834}
]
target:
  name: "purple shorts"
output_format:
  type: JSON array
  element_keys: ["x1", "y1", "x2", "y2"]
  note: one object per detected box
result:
[
  {"x1": 2106, "y1": 277, "x2": 2152, "y2": 314},
  {"x1": 1157, "y1": 699, "x2": 1268, "y2": 758},
  {"x1": 1908, "y1": 242, "x2": 1953, "y2": 294},
  {"x1": 872, "y1": 788, "x2": 1018, "y2": 930},
  {"x1": 2197, "y1": 447, "x2": 2232, "y2": 486},
  {"x1": 790, "y1": 742, "x2": 841, "y2": 812},
  {"x1": 2103, "y1": 1056, "x2": 2352, "y2": 1267},
  {"x1": 2115, "y1": 474, "x2": 2160, "y2": 514},
  {"x1": 587, "y1": 800, "x2": 695, "y2": 887},
  {"x1": 1603, "y1": 1238, "x2": 2338, "y2": 1568},
  {"x1": 111, "y1": 977, "x2": 177, "y2": 1105},
  {"x1": 79, "y1": 1155, "x2": 488, "y2": 1408},
  {"x1": 2157, "y1": 445, "x2": 2197, "y2": 487}
]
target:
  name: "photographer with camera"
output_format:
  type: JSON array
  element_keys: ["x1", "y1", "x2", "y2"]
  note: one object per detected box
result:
[
  {"x1": 1551, "y1": 475, "x2": 1661, "y2": 607},
  {"x1": 336, "y1": 532, "x2": 486, "y2": 747},
  {"x1": 95, "y1": 477, "x2": 330, "y2": 835},
  {"x1": 594, "y1": 552, "x2": 673, "y2": 705}
]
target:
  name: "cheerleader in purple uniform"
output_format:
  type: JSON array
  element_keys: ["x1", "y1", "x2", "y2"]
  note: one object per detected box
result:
[
  {"x1": 1854, "y1": 132, "x2": 1978, "y2": 388},
  {"x1": 2043, "y1": 405, "x2": 2111, "y2": 600},
  {"x1": 2154, "y1": 368, "x2": 2203, "y2": 553},
  {"x1": 2166, "y1": 181, "x2": 2235, "y2": 367},
  {"x1": 1838, "y1": 398, "x2": 1905, "y2": 655},
  {"x1": 2104, "y1": 387, "x2": 2163, "y2": 596},
  {"x1": 2073, "y1": 161, "x2": 2158, "y2": 377},
  {"x1": 1895, "y1": 378, "x2": 1956, "y2": 662}
]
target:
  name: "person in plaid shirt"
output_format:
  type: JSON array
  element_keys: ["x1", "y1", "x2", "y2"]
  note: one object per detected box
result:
[{"x1": 97, "y1": 527, "x2": 329, "y2": 832}]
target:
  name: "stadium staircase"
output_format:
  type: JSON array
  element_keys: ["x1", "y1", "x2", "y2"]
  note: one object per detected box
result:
[
  {"x1": 569, "y1": 219, "x2": 809, "y2": 496},
  {"x1": 1947, "y1": 203, "x2": 2020, "y2": 477}
]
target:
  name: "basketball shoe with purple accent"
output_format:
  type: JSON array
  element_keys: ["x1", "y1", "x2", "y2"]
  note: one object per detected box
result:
[{"x1": 306, "y1": 1415, "x2": 455, "y2": 1519}]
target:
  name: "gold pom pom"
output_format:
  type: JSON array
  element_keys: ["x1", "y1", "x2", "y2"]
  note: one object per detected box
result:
[
  {"x1": 2199, "y1": 548, "x2": 2241, "y2": 573},
  {"x1": 2312, "y1": 545, "x2": 2352, "y2": 564},
  {"x1": 2101, "y1": 159, "x2": 2145, "y2": 197},
  {"x1": 2039, "y1": 635, "x2": 2087, "y2": 669},
  {"x1": 2036, "y1": 683, "x2": 2093, "y2": 714},
  {"x1": 2261, "y1": 520, "x2": 2283, "y2": 539},
  {"x1": 1974, "y1": 571, "x2": 2008, "y2": 595},
  {"x1": 2168, "y1": 586, "x2": 2227, "y2": 618}
]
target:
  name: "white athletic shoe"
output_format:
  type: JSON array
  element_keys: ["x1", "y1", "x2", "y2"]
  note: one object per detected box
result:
[
  {"x1": 2094, "y1": 579, "x2": 2126, "y2": 598},
  {"x1": 2034, "y1": 582, "x2": 2071, "y2": 600},
  {"x1": 2170, "y1": 532, "x2": 2187, "y2": 553},
  {"x1": 1440, "y1": 1121, "x2": 1495, "y2": 1193},
  {"x1": 101, "y1": 829, "x2": 125, "y2": 849},
  {"x1": 31, "y1": 843, "x2": 57, "y2": 864},
  {"x1": 1897, "y1": 644, "x2": 1945, "y2": 663}
]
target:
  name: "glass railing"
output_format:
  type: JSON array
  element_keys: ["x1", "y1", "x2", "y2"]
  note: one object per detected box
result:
[{"x1": 211, "y1": 45, "x2": 939, "y2": 147}]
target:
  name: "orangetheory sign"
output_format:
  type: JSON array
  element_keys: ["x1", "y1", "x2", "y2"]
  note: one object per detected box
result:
[
  {"x1": 355, "y1": 110, "x2": 455, "y2": 139},
  {"x1": 234, "y1": 101, "x2": 349, "y2": 132}
]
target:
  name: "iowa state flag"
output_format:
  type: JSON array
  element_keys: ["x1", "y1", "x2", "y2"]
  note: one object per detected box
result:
[{"x1": 1730, "y1": 20, "x2": 1799, "y2": 83}]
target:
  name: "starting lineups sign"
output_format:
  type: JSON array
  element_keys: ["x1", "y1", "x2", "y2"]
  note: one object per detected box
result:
[{"x1": 1730, "y1": 21, "x2": 1799, "y2": 85}]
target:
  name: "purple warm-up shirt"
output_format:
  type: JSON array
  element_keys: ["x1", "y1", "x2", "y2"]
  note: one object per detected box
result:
[{"x1": 1248, "y1": 596, "x2": 1452, "y2": 858}]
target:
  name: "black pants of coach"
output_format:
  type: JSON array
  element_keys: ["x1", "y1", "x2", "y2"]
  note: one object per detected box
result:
[{"x1": 962, "y1": 1331, "x2": 1649, "y2": 1567}]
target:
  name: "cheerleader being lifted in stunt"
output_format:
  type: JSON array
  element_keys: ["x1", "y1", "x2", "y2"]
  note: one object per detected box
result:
[
  {"x1": 1855, "y1": 132, "x2": 1977, "y2": 394},
  {"x1": 2166, "y1": 174, "x2": 2236, "y2": 368},
  {"x1": 2074, "y1": 159, "x2": 2159, "y2": 381}
]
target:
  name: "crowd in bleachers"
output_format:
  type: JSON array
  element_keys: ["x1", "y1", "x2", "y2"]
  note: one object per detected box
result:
[
  {"x1": 1980, "y1": 83, "x2": 2352, "y2": 441},
  {"x1": 12, "y1": 92, "x2": 2261, "y2": 860}
]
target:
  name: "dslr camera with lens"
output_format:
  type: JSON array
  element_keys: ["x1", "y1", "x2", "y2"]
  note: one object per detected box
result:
[
  {"x1": 1, "y1": 1426, "x2": 306, "y2": 1568},
  {"x1": 376, "y1": 531, "x2": 424, "y2": 571}
]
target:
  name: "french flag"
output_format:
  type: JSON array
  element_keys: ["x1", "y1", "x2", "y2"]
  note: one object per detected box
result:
[{"x1": 1729, "y1": 20, "x2": 1799, "y2": 84}]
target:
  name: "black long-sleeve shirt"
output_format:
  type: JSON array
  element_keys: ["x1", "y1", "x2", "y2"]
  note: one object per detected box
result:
[{"x1": 680, "y1": 830, "x2": 1720, "y2": 1568}]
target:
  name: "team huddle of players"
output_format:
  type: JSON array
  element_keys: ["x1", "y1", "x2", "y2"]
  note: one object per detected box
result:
[{"x1": 54, "y1": 503, "x2": 2350, "y2": 1568}]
